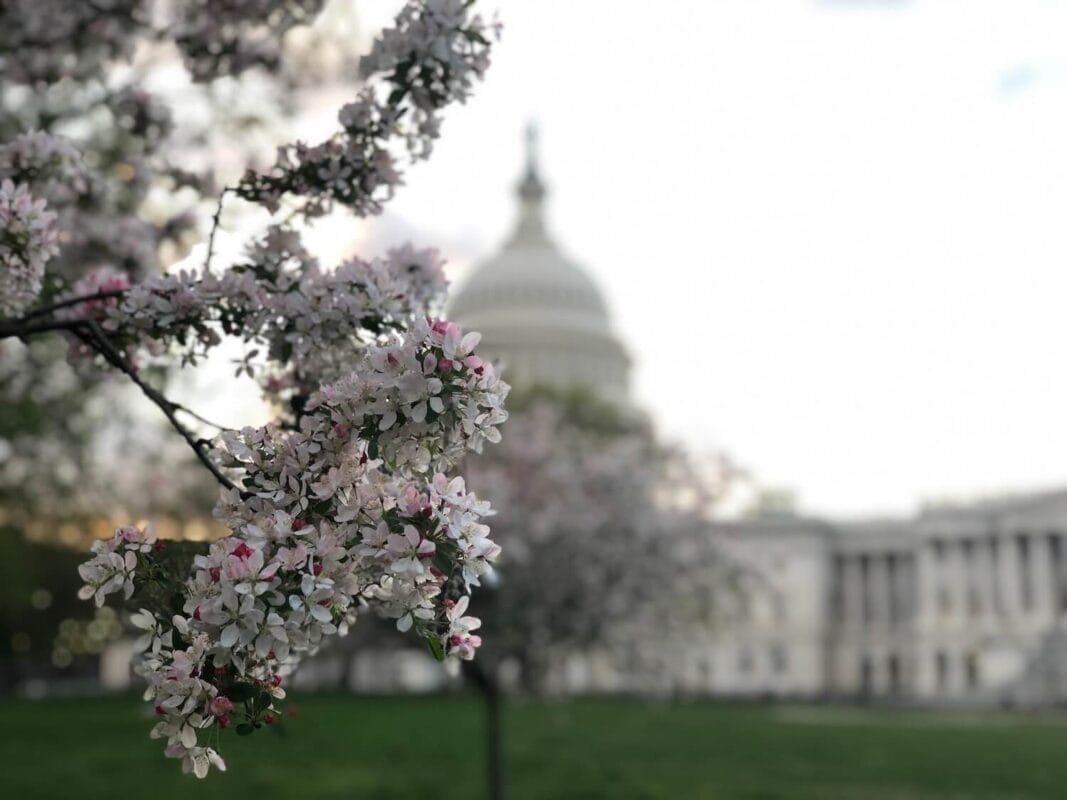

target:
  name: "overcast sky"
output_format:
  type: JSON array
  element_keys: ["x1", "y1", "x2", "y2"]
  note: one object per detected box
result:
[{"x1": 323, "y1": 1, "x2": 1067, "y2": 517}]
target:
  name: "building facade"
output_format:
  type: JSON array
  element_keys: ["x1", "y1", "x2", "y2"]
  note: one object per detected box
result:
[{"x1": 707, "y1": 490, "x2": 1067, "y2": 705}]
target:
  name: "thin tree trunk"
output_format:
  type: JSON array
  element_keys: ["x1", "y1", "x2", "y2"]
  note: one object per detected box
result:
[{"x1": 463, "y1": 659, "x2": 506, "y2": 800}]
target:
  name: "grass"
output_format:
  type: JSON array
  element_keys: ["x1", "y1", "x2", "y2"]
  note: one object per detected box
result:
[{"x1": 3, "y1": 694, "x2": 1067, "y2": 799}]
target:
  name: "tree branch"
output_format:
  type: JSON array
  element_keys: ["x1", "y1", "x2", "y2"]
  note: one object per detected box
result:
[
  {"x1": 204, "y1": 188, "x2": 232, "y2": 273},
  {"x1": 16, "y1": 289, "x2": 127, "y2": 322},
  {"x1": 172, "y1": 402, "x2": 234, "y2": 432},
  {"x1": 0, "y1": 316, "x2": 84, "y2": 339}
]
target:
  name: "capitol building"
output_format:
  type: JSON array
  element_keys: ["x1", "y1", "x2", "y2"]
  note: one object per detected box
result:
[{"x1": 450, "y1": 128, "x2": 1067, "y2": 706}]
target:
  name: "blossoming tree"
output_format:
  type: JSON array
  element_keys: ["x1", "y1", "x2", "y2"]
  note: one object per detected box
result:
[
  {"x1": 0, "y1": 0, "x2": 508, "y2": 778},
  {"x1": 466, "y1": 391, "x2": 735, "y2": 694}
]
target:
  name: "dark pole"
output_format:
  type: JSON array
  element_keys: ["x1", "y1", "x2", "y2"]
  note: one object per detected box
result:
[{"x1": 463, "y1": 659, "x2": 507, "y2": 800}]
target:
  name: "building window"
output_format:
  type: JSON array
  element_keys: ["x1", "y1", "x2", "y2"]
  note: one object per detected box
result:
[
  {"x1": 832, "y1": 555, "x2": 845, "y2": 623},
  {"x1": 936, "y1": 651, "x2": 949, "y2": 692},
  {"x1": 772, "y1": 593, "x2": 787, "y2": 625},
  {"x1": 698, "y1": 657, "x2": 712, "y2": 682},
  {"x1": 738, "y1": 647, "x2": 755, "y2": 675},
  {"x1": 887, "y1": 654, "x2": 902, "y2": 695},
  {"x1": 938, "y1": 586, "x2": 952, "y2": 617},
  {"x1": 770, "y1": 644, "x2": 788, "y2": 675},
  {"x1": 965, "y1": 652, "x2": 980, "y2": 690},
  {"x1": 860, "y1": 656, "x2": 875, "y2": 695}
]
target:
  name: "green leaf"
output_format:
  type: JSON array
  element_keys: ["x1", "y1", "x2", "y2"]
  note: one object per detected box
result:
[
  {"x1": 235, "y1": 723, "x2": 255, "y2": 736},
  {"x1": 426, "y1": 636, "x2": 445, "y2": 662}
]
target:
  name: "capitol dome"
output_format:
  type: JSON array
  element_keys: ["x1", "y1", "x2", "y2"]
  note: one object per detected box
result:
[{"x1": 448, "y1": 127, "x2": 630, "y2": 399}]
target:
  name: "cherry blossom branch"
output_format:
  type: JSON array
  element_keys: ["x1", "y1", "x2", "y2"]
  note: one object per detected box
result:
[
  {"x1": 16, "y1": 289, "x2": 127, "y2": 322},
  {"x1": 0, "y1": 315, "x2": 83, "y2": 338}
]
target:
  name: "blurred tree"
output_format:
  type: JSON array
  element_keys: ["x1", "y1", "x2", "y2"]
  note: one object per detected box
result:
[
  {"x1": 0, "y1": 0, "x2": 366, "y2": 525},
  {"x1": 465, "y1": 387, "x2": 738, "y2": 693}
]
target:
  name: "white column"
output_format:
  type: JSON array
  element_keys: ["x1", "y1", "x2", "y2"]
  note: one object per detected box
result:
[
  {"x1": 898, "y1": 555, "x2": 917, "y2": 624},
  {"x1": 1054, "y1": 535, "x2": 1067, "y2": 617},
  {"x1": 947, "y1": 541, "x2": 967, "y2": 626},
  {"x1": 998, "y1": 534, "x2": 1020, "y2": 620},
  {"x1": 914, "y1": 543, "x2": 938, "y2": 696},
  {"x1": 1030, "y1": 533, "x2": 1053, "y2": 622},
  {"x1": 844, "y1": 555, "x2": 864, "y2": 631},
  {"x1": 916, "y1": 544, "x2": 937, "y2": 628},
  {"x1": 870, "y1": 555, "x2": 890, "y2": 631},
  {"x1": 886, "y1": 555, "x2": 899, "y2": 628},
  {"x1": 978, "y1": 538, "x2": 997, "y2": 625}
]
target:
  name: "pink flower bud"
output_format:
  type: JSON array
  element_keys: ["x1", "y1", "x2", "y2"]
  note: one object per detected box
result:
[{"x1": 209, "y1": 696, "x2": 234, "y2": 717}]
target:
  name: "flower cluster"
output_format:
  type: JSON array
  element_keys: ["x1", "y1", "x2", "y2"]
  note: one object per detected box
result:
[
  {"x1": 0, "y1": 0, "x2": 327, "y2": 88},
  {"x1": 313, "y1": 318, "x2": 507, "y2": 472},
  {"x1": 173, "y1": 1, "x2": 326, "y2": 83},
  {"x1": 0, "y1": 131, "x2": 89, "y2": 207},
  {"x1": 236, "y1": 0, "x2": 498, "y2": 217},
  {"x1": 0, "y1": 180, "x2": 59, "y2": 316},
  {"x1": 0, "y1": 0, "x2": 144, "y2": 85},
  {"x1": 77, "y1": 524, "x2": 160, "y2": 608},
  {"x1": 61, "y1": 227, "x2": 449, "y2": 400},
  {"x1": 78, "y1": 325, "x2": 506, "y2": 774},
  {"x1": 0, "y1": 129, "x2": 170, "y2": 286}
]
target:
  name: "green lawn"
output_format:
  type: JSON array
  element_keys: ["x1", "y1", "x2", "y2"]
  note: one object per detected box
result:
[{"x1": 3, "y1": 694, "x2": 1067, "y2": 799}]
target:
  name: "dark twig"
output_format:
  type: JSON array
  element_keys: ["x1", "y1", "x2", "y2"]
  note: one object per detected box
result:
[
  {"x1": 16, "y1": 289, "x2": 127, "y2": 322},
  {"x1": 172, "y1": 403, "x2": 234, "y2": 432},
  {"x1": 0, "y1": 316, "x2": 85, "y2": 338},
  {"x1": 0, "y1": 315, "x2": 240, "y2": 494},
  {"x1": 77, "y1": 320, "x2": 240, "y2": 493},
  {"x1": 204, "y1": 188, "x2": 233, "y2": 273}
]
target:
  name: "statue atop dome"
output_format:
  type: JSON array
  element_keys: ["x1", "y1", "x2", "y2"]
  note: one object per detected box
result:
[{"x1": 448, "y1": 125, "x2": 631, "y2": 400}]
